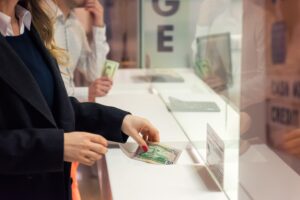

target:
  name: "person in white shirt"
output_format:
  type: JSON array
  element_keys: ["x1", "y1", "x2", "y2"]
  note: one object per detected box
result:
[{"x1": 47, "y1": 0, "x2": 112, "y2": 101}]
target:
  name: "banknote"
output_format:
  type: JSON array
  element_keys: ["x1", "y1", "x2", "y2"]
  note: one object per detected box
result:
[
  {"x1": 133, "y1": 143, "x2": 182, "y2": 165},
  {"x1": 102, "y1": 60, "x2": 119, "y2": 78}
]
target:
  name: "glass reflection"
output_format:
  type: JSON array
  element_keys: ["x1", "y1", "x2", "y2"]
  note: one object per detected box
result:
[
  {"x1": 240, "y1": 0, "x2": 300, "y2": 199},
  {"x1": 140, "y1": 0, "x2": 300, "y2": 199}
]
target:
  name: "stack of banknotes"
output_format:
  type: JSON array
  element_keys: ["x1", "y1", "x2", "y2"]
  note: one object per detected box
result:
[
  {"x1": 114, "y1": 142, "x2": 182, "y2": 165},
  {"x1": 133, "y1": 143, "x2": 182, "y2": 165}
]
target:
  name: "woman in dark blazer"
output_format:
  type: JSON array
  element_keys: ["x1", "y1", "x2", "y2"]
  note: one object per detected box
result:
[{"x1": 0, "y1": 0, "x2": 159, "y2": 199}]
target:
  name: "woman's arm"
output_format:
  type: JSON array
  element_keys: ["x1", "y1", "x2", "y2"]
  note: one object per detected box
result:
[
  {"x1": 69, "y1": 97, "x2": 129, "y2": 143},
  {"x1": 69, "y1": 97, "x2": 160, "y2": 150}
]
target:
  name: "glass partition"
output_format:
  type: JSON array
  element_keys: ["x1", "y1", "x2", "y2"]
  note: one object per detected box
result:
[
  {"x1": 140, "y1": 0, "x2": 242, "y2": 200},
  {"x1": 239, "y1": 1, "x2": 300, "y2": 199},
  {"x1": 139, "y1": 0, "x2": 300, "y2": 200}
]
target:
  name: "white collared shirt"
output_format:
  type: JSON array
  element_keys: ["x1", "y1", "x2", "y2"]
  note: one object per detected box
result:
[
  {"x1": 0, "y1": 5, "x2": 32, "y2": 36},
  {"x1": 46, "y1": 0, "x2": 110, "y2": 97}
]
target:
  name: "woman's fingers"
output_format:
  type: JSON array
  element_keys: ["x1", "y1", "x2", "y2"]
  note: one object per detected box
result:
[
  {"x1": 64, "y1": 132, "x2": 108, "y2": 165},
  {"x1": 121, "y1": 115, "x2": 160, "y2": 152},
  {"x1": 82, "y1": 156, "x2": 98, "y2": 166},
  {"x1": 80, "y1": 147, "x2": 105, "y2": 166},
  {"x1": 141, "y1": 121, "x2": 160, "y2": 142},
  {"x1": 89, "y1": 141, "x2": 108, "y2": 155},
  {"x1": 85, "y1": 150, "x2": 103, "y2": 161},
  {"x1": 129, "y1": 128, "x2": 148, "y2": 151},
  {"x1": 142, "y1": 134, "x2": 148, "y2": 142},
  {"x1": 90, "y1": 133, "x2": 108, "y2": 146}
]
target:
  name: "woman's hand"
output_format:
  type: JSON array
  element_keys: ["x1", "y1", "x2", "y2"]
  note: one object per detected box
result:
[
  {"x1": 64, "y1": 132, "x2": 108, "y2": 166},
  {"x1": 280, "y1": 129, "x2": 300, "y2": 159},
  {"x1": 121, "y1": 115, "x2": 160, "y2": 152}
]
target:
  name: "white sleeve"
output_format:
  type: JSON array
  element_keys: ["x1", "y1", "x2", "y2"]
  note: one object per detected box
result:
[
  {"x1": 73, "y1": 87, "x2": 89, "y2": 101},
  {"x1": 76, "y1": 26, "x2": 110, "y2": 82}
]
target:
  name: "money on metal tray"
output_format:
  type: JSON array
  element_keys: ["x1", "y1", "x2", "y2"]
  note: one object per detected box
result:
[{"x1": 133, "y1": 143, "x2": 182, "y2": 165}]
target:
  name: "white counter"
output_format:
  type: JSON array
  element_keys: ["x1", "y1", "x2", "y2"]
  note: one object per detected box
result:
[
  {"x1": 96, "y1": 93, "x2": 187, "y2": 142},
  {"x1": 95, "y1": 69, "x2": 230, "y2": 200},
  {"x1": 89, "y1": 69, "x2": 300, "y2": 200},
  {"x1": 104, "y1": 149, "x2": 228, "y2": 200}
]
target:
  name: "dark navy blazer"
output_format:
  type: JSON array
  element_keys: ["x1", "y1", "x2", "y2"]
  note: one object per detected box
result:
[{"x1": 0, "y1": 26, "x2": 129, "y2": 200}]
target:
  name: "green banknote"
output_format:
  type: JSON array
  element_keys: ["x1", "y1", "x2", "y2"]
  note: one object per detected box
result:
[
  {"x1": 102, "y1": 60, "x2": 119, "y2": 78},
  {"x1": 134, "y1": 143, "x2": 181, "y2": 165}
]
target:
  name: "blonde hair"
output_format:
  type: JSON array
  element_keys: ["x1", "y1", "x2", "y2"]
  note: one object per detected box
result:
[{"x1": 23, "y1": 0, "x2": 69, "y2": 66}]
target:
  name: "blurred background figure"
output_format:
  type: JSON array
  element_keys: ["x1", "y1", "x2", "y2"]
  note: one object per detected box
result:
[
  {"x1": 241, "y1": 0, "x2": 300, "y2": 176},
  {"x1": 76, "y1": 0, "x2": 139, "y2": 69},
  {"x1": 101, "y1": 0, "x2": 138, "y2": 68},
  {"x1": 267, "y1": 0, "x2": 300, "y2": 175},
  {"x1": 47, "y1": 0, "x2": 112, "y2": 102}
]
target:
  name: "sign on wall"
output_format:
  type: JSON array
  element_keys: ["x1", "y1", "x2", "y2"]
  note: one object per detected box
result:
[{"x1": 140, "y1": 0, "x2": 200, "y2": 68}]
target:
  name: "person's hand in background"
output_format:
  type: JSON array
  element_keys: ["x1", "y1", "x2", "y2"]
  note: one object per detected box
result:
[
  {"x1": 88, "y1": 77, "x2": 113, "y2": 102},
  {"x1": 280, "y1": 129, "x2": 300, "y2": 159},
  {"x1": 64, "y1": 132, "x2": 108, "y2": 166},
  {"x1": 121, "y1": 115, "x2": 160, "y2": 152},
  {"x1": 85, "y1": 0, "x2": 104, "y2": 27}
]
